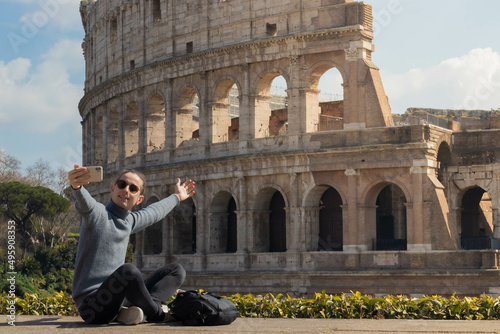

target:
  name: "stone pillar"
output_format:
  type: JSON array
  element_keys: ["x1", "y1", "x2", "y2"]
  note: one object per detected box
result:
[
  {"x1": 164, "y1": 78, "x2": 175, "y2": 155},
  {"x1": 408, "y1": 160, "x2": 433, "y2": 251},
  {"x1": 236, "y1": 176, "x2": 248, "y2": 253},
  {"x1": 493, "y1": 207, "x2": 500, "y2": 239},
  {"x1": 89, "y1": 109, "x2": 96, "y2": 165},
  {"x1": 198, "y1": 71, "x2": 210, "y2": 146},
  {"x1": 102, "y1": 103, "x2": 108, "y2": 166},
  {"x1": 81, "y1": 116, "x2": 88, "y2": 165},
  {"x1": 137, "y1": 90, "x2": 146, "y2": 167},
  {"x1": 118, "y1": 96, "x2": 126, "y2": 169},
  {"x1": 358, "y1": 205, "x2": 377, "y2": 251},
  {"x1": 344, "y1": 169, "x2": 365, "y2": 251},
  {"x1": 161, "y1": 218, "x2": 168, "y2": 256},
  {"x1": 287, "y1": 55, "x2": 317, "y2": 135},
  {"x1": 302, "y1": 206, "x2": 321, "y2": 251},
  {"x1": 195, "y1": 181, "x2": 206, "y2": 256},
  {"x1": 133, "y1": 230, "x2": 144, "y2": 269},
  {"x1": 238, "y1": 64, "x2": 251, "y2": 144},
  {"x1": 286, "y1": 172, "x2": 300, "y2": 252},
  {"x1": 165, "y1": 215, "x2": 174, "y2": 262},
  {"x1": 342, "y1": 46, "x2": 362, "y2": 130}
]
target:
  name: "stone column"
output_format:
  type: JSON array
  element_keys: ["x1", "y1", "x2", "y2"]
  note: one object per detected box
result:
[
  {"x1": 118, "y1": 96, "x2": 126, "y2": 169},
  {"x1": 133, "y1": 230, "x2": 144, "y2": 269},
  {"x1": 342, "y1": 41, "x2": 373, "y2": 130},
  {"x1": 164, "y1": 78, "x2": 175, "y2": 156},
  {"x1": 358, "y1": 204, "x2": 377, "y2": 251},
  {"x1": 286, "y1": 172, "x2": 300, "y2": 252},
  {"x1": 344, "y1": 169, "x2": 364, "y2": 251},
  {"x1": 195, "y1": 181, "x2": 206, "y2": 256},
  {"x1": 408, "y1": 160, "x2": 433, "y2": 251},
  {"x1": 236, "y1": 176, "x2": 248, "y2": 253},
  {"x1": 301, "y1": 206, "x2": 321, "y2": 251},
  {"x1": 238, "y1": 63, "x2": 253, "y2": 144},
  {"x1": 198, "y1": 71, "x2": 210, "y2": 147},
  {"x1": 81, "y1": 116, "x2": 88, "y2": 165},
  {"x1": 89, "y1": 108, "x2": 96, "y2": 165},
  {"x1": 102, "y1": 103, "x2": 108, "y2": 166},
  {"x1": 137, "y1": 89, "x2": 146, "y2": 167},
  {"x1": 239, "y1": 64, "x2": 255, "y2": 144}
]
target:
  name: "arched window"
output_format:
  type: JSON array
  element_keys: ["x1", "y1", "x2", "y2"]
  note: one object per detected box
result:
[
  {"x1": 124, "y1": 101, "x2": 139, "y2": 157},
  {"x1": 254, "y1": 74, "x2": 288, "y2": 138},
  {"x1": 212, "y1": 81, "x2": 240, "y2": 143},
  {"x1": 144, "y1": 197, "x2": 162, "y2": 255},
  {"x1": 318, "y1": 187, "x2": 343, "y2": 251},
  {"x1": 173, "y1": 198, "x2": 196, "y2": 254},
  {"x1": 269, "y1": 191, "x2": 286, "y2": 252},
  {"x1": 147, "y1": 94, "x2": 166, "y2": 152},
  {"x1": 174, "y1": 88, "x2": 199, "y2": 147},
  {"x1": 461, "y1": 187, "x2": 494, "y2": 249},
  {"x1": 209, "y1": 192, "x2": 237, "y2": 254},
  {"x1": 375, "y1": 184, "x2": 407, "y2": 250}
]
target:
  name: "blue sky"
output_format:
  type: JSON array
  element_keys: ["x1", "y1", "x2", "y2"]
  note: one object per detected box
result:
[{"x1": 1, "y1": 0, "x2": 500, "y2": 172}]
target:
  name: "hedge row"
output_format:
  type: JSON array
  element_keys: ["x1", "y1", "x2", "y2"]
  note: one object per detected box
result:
[{"x1": 3, "y1": 291, "x2": 500, "y2": 320}]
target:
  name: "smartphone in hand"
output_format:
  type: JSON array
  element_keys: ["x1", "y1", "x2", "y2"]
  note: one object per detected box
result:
[{"x1": 84, "y1": 166, "x2": 103, "y2": 182}]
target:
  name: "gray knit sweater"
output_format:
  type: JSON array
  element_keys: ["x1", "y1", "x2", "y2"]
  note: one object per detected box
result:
[{"x1": 71, "y1": 186, "x2": 179, "y2": 309}]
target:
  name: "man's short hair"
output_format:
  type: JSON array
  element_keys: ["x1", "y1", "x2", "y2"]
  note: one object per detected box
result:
[{"x1": 114, "y1": 169, "x2": 147, "y2": 194}]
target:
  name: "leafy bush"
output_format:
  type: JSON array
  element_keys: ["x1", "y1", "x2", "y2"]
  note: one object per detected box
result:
[
  {"x1": 228, "y1": 291, "x2": 500, "y2": 320},
  {"x1": 3, "y1": 291, "x2": 500, "y2": 320},
  {"x1": 0, "y1": 291, "x2": 78, "y2": 316}
]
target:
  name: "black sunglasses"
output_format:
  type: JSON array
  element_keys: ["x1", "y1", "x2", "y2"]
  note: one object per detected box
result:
[{"x1": 116, "y1": 179, "x2": 140, "y2": 194}]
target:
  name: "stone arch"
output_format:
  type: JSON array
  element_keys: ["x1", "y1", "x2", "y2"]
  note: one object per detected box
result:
[
  {"x1": 459, "y1": 186, "x2": 495, "y2": 249},
  {"x1": 253, "y1": 67, "x2": 290, "y2": 138},
  {"x1": 303, "y1": 183, "x2": 345, "y2": 251},
  {"x1": 363, "y1": 179, "x2": 410, "y2": 251},
  {"x1": 107, "y1": 106, "x2": 119, "y2": 163},
  {"x1": 172, "y1": 196, "x2": 196, "y2": 254},
  {"x1": 436, "y1": 141, "x2": 452, "y2": 184},
  {"x1": 124, "y1": 101, "x2": 140, "y2": 157},
  {"x1": 253, "y1": 185, "x2": 288, "y2": 252},
  {"x1": 146, "y1": 93, "x2": 166, "y2": 152},
  {"x1": 309, "y1": 61, "x2": 346, "y2": 131},
  {"x1": 211, "y1": 78, "x2": 241, "y2": 143},
  {"x1": 173, "y1": 86, "x2": 199, "y2": 147},
  {"x1": 144, "y1": 196, "x2": 163, "y2": 255},
  {"x1": 209, "y1": 190, "x2": 238, "y2": 254}
]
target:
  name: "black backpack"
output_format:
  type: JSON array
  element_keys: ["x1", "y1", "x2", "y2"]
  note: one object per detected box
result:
[{"x1": 167, "y1": 290, "x2": 239, "y2": 326}]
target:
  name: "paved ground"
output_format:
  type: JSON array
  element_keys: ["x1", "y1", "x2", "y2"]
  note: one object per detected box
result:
[{"x1": 3, "y1": 316, "x2": 500, "y2": 333}]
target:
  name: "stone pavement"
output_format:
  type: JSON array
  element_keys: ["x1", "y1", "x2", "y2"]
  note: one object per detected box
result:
[{"x1": 2, "y1": 316, "x2": 500, "y2": 333}]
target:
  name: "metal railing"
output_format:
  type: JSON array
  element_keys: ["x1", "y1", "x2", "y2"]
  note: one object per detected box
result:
[
  {"x1": 461, "y1": 236, "x2": 500, "y2": 250},
  {"x1": 374, "y1": 239, "x2": 407, "y2": 251}
]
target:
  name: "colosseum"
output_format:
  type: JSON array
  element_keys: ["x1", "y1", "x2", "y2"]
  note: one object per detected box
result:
[{"x1": 78, "y1": 0, "x2": 500, "y2": 297}]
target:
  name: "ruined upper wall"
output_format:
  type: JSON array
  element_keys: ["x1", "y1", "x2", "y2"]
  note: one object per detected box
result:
[{"x1": 79, "y1": 0, "x2": 373, "y2": 91}]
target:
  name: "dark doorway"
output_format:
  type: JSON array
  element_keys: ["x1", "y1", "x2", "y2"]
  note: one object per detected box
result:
[
  {"x1": 226, "y1": 197, "x2": 237, "y2": 253},
  {"x1": 461, "y1": 187, "x2": 495, "y2": 249},
  {"x1": 269, "y1": 191, "x2": 286, "y2": 252},
  {"x1": 318, "y1": 187, "x2": 343, "y2": 251},
  {"x1": 375, "y1": 184, "x2": 407, "y2": 250}
]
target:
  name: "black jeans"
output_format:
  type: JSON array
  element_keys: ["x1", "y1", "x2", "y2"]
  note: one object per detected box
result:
[{"x1": 78, "y1": 263, "x2": 186, "y2": 324}]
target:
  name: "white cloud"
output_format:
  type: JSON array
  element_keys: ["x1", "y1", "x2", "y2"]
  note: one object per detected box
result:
[
  {"x1": 0, "y1": 38, "x2": 83, "y2": 133},
  {"x1": 383, "y1": 48, "x2": 500, "y2": 113},
  {"x1": 11, "y1": 0, "x2": 81, "y2": 31}
]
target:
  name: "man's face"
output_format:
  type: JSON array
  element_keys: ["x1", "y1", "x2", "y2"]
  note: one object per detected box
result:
[{"x1": 110, "y1": 172, "x2": 144, "y2": 210}]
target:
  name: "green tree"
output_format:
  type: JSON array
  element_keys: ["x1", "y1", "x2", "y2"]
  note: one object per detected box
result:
[{"x1": 0, "y1": 181, "x2": 70, "y2": 256}]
